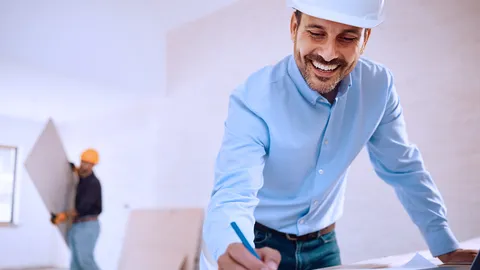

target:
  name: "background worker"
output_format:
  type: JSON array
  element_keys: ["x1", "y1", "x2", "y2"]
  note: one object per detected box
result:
[
  {"x1": 51, "y1": 148, "x2": 102, "y2": 270},
  {"x1": 200, "y1": 0, "x2": 478, "y2": 269}
]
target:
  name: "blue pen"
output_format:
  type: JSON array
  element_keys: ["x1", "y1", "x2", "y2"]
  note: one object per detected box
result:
[{"x1": 230, "y1": 221, "x2": 261, "y2": 260}]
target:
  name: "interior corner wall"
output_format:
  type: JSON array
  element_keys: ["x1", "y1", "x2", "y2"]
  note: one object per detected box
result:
[
  {"x1": 0, "y1": 114, "x2": 60, "y2": 269},
  {"x1": 153, "y1": 97, "x2": 228, "y2": 207},
  {"x1": 168, "y1": 0, "x2": 480, "y2": 264},
  {"x1": 166, "y1": 0, "x2": 292, "y2": 98},
  {"x1": 0, "y1": 2, "x2": 168, "y2": 98},
  {"x1": 163, "y1": 0, "x2": 293, "y2": 209}
]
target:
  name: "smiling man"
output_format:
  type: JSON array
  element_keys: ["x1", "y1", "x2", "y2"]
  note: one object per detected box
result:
[{"x1": 200, "y1": 1, "x2": 478, "y2": 270}]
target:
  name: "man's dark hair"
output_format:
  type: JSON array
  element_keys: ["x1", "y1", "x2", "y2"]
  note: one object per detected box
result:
[{"x1": 295, "y1": 10, "x2": 302, "y2": 25}]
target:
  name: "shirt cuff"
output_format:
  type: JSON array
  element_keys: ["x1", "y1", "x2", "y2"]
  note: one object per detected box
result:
[
  {"x1": 211, "y1": 223, "x2": 255, "y2": 262},
  {"x1": 212, "y1": 235, "x2": 240, "y2": 262},
  {"x1": 423, "y1": 225, "x2": 460, "y2": 257}
]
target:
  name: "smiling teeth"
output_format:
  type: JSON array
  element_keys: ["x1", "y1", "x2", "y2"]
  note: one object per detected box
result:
[{"x1": 313, "y1": 61, "x2": 338, "y2": 71}]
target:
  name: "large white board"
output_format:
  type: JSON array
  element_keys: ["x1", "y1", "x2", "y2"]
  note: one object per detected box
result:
[
  {"x1": 24, "y1": 118, "x2": 76, "y2": 244},
  {"x1": 118, "y1": 208, "x2": 204, "y2": 270}
]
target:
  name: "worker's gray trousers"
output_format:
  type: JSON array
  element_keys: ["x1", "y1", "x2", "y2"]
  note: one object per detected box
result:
[{"x1": 68, "y1": 220, "x2": 100, "y2": 270}]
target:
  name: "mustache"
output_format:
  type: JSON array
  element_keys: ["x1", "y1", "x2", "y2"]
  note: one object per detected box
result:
[{"x1": 306, "y1": 54, "x2": 347, "y2": 67}]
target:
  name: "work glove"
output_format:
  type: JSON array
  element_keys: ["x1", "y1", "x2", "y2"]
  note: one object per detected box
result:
[
  {"x1": 69, "y1": 162, "x2": 79, "y2": 174},
  {"x1": 50, "y1": 212, "x2": 68, "y2": 225}
]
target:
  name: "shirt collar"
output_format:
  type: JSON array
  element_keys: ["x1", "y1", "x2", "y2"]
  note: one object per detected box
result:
[
  {"x1": 287, "y1": 55, "x2": 353, "y2": 105},
  {"x1": 79, "y1": 172, "x2": 95, "y2": 181}
]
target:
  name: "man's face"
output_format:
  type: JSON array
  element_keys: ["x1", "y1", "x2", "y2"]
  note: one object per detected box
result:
[
  {"x1": 290, "y1": 12, "x2": 371, "y2": 94},
  {"x1": 78, "y1": 161, "x2": 94, "y2": 176}
]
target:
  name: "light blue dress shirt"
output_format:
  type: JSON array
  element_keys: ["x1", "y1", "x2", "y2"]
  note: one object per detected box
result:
[{"x1": 201, "y1": 54, "x2": 460, "y2": 265}]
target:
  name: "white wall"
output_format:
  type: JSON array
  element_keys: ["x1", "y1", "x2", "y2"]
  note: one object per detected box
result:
[
  {"x1": 0, "y1": 63, "x2": 156, "y2": 123},
  {"x1": 0, "y1": 0, "x2": 240, "y2": 105},
  {"x1": 0, "y1": 114, "x2": 60, "y2": 268},
  {"x1": 0, "y1": 0, "x2": 240, "y2": 122}
]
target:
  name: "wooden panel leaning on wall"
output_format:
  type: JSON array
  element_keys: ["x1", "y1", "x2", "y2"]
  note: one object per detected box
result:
[{"x1": 118, "y1": 208, "x2": 204, "y2": 270}]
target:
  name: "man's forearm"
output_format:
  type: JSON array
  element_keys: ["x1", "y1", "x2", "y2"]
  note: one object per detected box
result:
[
  {"x1": 422, "y1": 224, "x2": 460, "y2": 257},
  {"x1": 398, "y1": 171, "x2": 459, "y2": 256},
  {"x1": 366, "y1": 79, "x2": 460, "y2": 257},
  {"x1": 371, "y1": 152, "x2": 460, "y2": 256},
  {"x1": 399, "y1": 172, "x2": 459, "y2": 256},
  {"x1": 203, "y1": 190, "x2": 259, "y2": 262},
  {"x1": 203, "y1": 85, "x2": 268, "y2": 262}
]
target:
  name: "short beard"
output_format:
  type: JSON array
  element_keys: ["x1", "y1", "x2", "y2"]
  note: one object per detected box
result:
[
  {"x1": 304, "y1": 64, "x2": 342, "y2": 94},
  {"x1": 293, "y1": 40, "x2": 354, "y2": 94}
]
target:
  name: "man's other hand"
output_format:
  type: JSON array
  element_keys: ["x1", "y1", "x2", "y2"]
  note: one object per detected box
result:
[
  {"x1": 218, "y1": 243, "x2": 281, "y2": 270},
  {"x1": 438, "y1": 249, "x2": 478, "y2": 265},
  {"x1": 50, "y1": 212, "x2": 67, "y2": 225}
]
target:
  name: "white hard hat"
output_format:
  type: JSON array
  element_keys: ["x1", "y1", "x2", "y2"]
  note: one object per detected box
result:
[{"x1": 288, "y1": 0, "x2": 386, "y2": 29}]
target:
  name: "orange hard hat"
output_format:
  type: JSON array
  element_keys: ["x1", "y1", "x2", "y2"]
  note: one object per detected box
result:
[{"x1": 81, "y1": 148, "x2": 99, "y2": 165}]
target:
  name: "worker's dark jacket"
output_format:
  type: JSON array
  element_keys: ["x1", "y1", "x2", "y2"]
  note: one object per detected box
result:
[{"x1": 75, "y1": 172, "x2": 102, "y2": 218}]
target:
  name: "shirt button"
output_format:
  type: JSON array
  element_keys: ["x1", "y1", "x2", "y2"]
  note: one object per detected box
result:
[
  {"x1": 313, "y1": 200, "x2": 318, "y2": 205},
  {"x1": 299, "y1": 219, "x2": 304, "y2": 224},
  {"x1": 324, "y1": 139, "x2": 329, "y2": 145},
  {"x1": 318, "y1": 169, "x2": 324, "y2": 175}
]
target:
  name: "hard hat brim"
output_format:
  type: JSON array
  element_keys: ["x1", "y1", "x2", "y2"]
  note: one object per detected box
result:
[{"x1": 289, "y1": 2, "x2": 385, "y2": 29}]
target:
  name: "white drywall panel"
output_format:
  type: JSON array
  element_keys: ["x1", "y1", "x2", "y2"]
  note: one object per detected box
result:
[{"x1": 24, "y1": 118, "x2": 76, "y2": 244}]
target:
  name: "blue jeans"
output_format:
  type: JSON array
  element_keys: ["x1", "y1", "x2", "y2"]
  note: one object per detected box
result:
[
  {"x1": 68, "y1": 220, "x2": 100, "y2": 270},
  {"x1": 254, "y1": 225, "x2": 341, "y2": 270}
]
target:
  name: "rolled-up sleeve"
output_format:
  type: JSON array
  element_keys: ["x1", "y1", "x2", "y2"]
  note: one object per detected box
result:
[
  {"x1": 366, "y1": 72, "x2": 460, "y2": 257},
  {"x1": 202, "y1": 86, "x2": 269, "y2": 262}
]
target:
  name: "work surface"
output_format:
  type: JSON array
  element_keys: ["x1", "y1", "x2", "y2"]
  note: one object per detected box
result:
[{"x1": 320, "y1": 236, "x2": 480, "y2": 269}]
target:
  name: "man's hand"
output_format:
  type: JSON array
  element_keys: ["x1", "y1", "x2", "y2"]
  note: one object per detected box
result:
[
  {"x1": 69, "y1": 162, "x2": 78, "y2": 173},
  {"x1": 50, "y1": 210, "x2": 77, "y2": 225},
  {"x1": 438, "y1": 249, "x2": 478, "y2": 265},
  {"x1": 218, "y1": 243, "x2": 281, "y2": 270},
  {"x1": 50, "y1": 212, "x2": 68, "y2": 225}
]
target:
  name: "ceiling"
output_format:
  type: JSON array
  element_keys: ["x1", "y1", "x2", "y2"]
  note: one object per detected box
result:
[{"x1": 0, "y1": 0, "x2": 240, "y2": 122}]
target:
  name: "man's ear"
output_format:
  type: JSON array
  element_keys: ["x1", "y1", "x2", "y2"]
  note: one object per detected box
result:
[
  {"x1": 360, "y1": 28, "x2": 371, "y2": 54},
  {"x1": 290, "y1": 12, "x2": 298, "y2": 42}
]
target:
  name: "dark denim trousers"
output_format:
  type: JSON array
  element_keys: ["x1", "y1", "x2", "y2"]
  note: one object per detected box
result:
[{"x1": 254, "y1": 225, "x2": 341, "y2": 270}]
